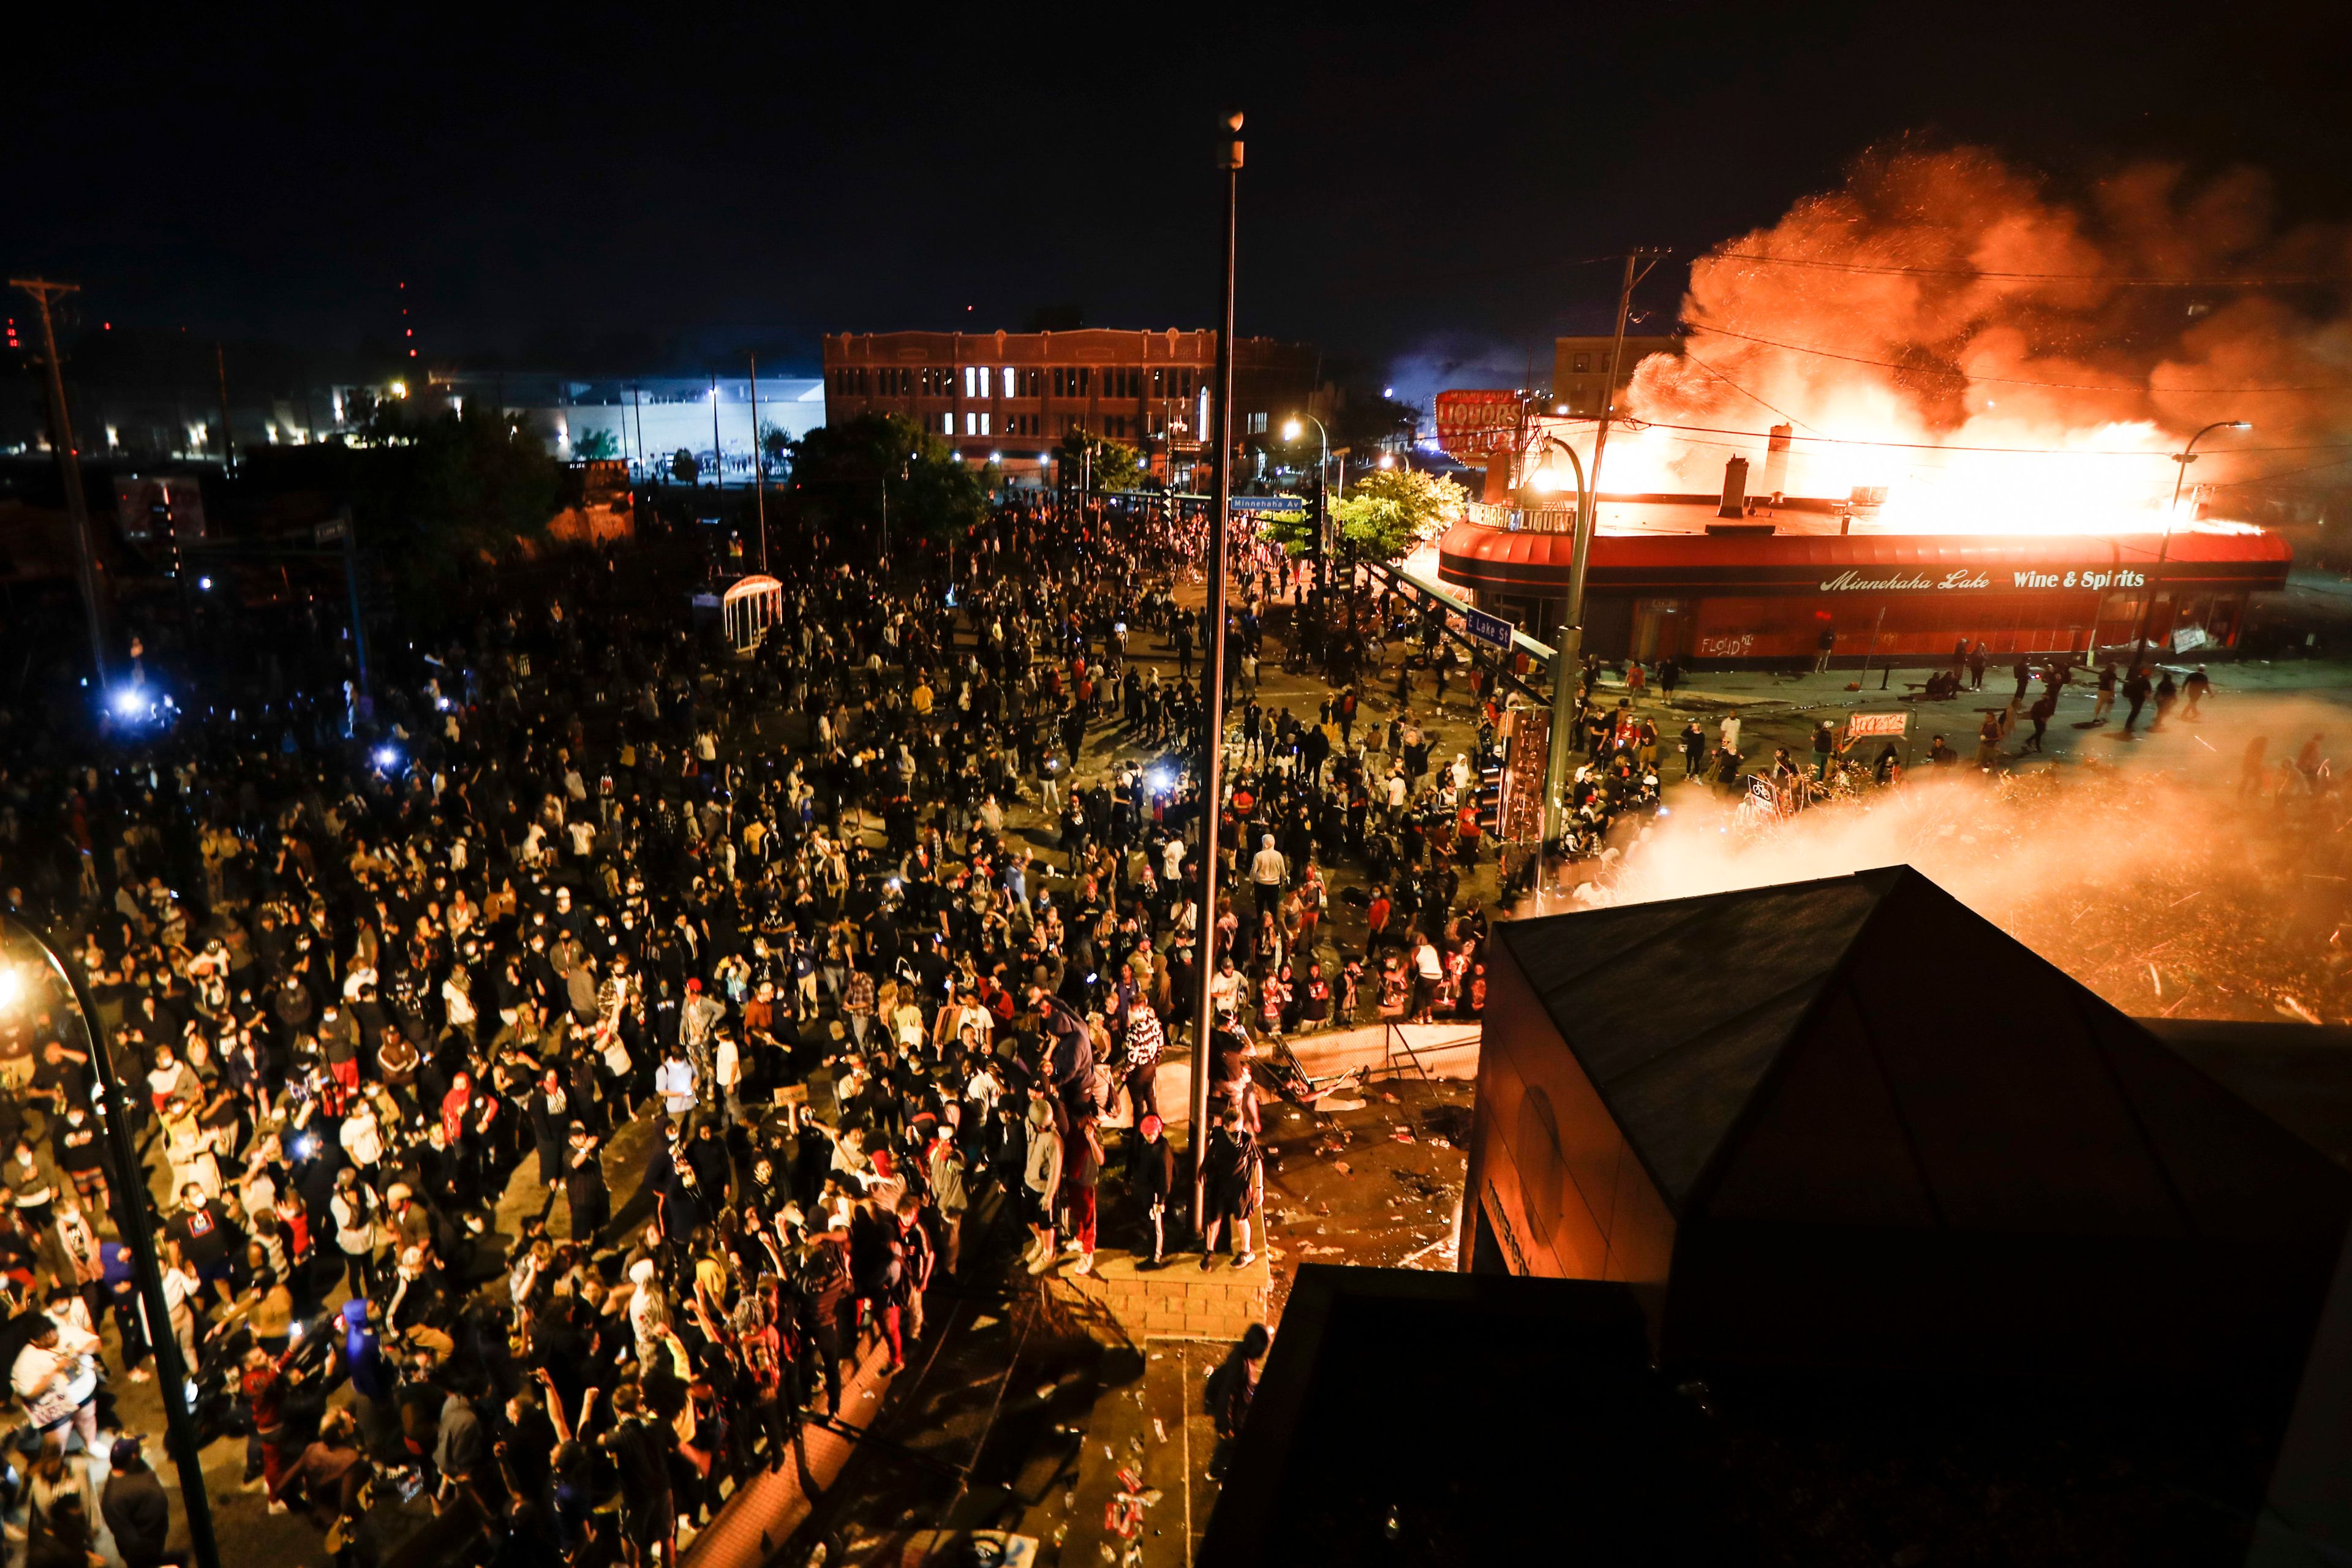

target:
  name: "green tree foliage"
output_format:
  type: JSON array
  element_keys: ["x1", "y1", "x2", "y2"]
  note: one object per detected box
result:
[
  {"x1": 1256, "y1": 497, "x2": 1318, "y2": 557},
  {"x1": 1054, "y1": 426, "x2": 1148, "y2": 492},
  {"x1": 671, "y1": 448, "x2": 701, "y2": 484},
  {"x1": 791, "y1": 412, "x2": 986, "y2": 543},
  {"x1": 571, "y1": 428, "x2": 620, "y2": 461},
  {"x1": 760, "y1": 423, "x2": 793, "y2": 469},
  {"x1": 347, "y1": 402, "x2": 564, "y2": 582},
  {"x1": 1329, "y1": 467, "x2": 1466, "y2": 561}
]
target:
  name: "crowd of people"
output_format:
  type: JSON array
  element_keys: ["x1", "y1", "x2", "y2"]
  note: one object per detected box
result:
[{"x1": 0, "y1": 492, "x2": 1507, "y2": 1567}]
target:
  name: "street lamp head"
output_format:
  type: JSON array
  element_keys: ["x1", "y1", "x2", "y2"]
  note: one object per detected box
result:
[
  {"x1": 0, "y1": 965, "x2": 19, "y2": 1012},
  {"x1": 1224, "y1": 111, "x2": 1245, "y2": 133},
  {"x1": 2228, "y1": 421, "x2": 2253, "y2": 431},
  {"x1": 1282, "y1": 418, "x2": 1303, "y2": 443},
  {"x1": 1378, "y1": 453, "x2": 1395, "y2": 470}
]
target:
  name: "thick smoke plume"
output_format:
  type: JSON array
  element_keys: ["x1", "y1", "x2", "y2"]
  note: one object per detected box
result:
[
  {"x1": 1605, "y1": 147, "x2": 2352, "y2": 529},
  {"x1": 1582, "y1": 696, "x2": 2352, "y2": 1023}
]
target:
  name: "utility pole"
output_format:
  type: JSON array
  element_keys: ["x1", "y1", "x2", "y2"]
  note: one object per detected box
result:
[
  {"x1": 748, "y1": 352, "x2": 769, "y2": 572},
  {"x1": 214, "y1": 342, "x2": 235, "y2": 477},
  {"x1": 12, "y1": 279, "x2": 108, "y2": 686},
  {"x1": 1191, "y1": 110, "x2": 1243, "y2": 1233},
  {"x1": 1542, "y1": 249, "x2": 1665, "y2": 862},
  {"x1": 709, "y1": 374, "x2": 723, "y2": 495},
  {"x1": 631, "y1": 382, "x2": 644, "y2": 477}
]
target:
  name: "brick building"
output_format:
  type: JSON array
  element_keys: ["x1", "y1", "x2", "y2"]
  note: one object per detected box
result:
[
  {"x1": 1551, "y1": 333, "x2": 1683, "y2": 418},
  {"x1": 820, "y1": 328, "x2": 1317, "y2": 486}
]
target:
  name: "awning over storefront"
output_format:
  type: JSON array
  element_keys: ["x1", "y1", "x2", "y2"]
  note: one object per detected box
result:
[{"x1": 1438, "y1": 522, "x2": 2292, "y2": 599}]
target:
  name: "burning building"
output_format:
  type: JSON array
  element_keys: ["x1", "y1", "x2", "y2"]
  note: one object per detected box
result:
[
  {"x1": 1432, "y1": 147, "x2": 2349, "y2": 666},
  {"x1": 1434, "y1": 471, "x2": 2289, "y2": 666}
]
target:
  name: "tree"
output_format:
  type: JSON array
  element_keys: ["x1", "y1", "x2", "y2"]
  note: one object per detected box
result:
[
  {"x1": 671, "y1": 448, "x2": 700, "y2": 484},
  {"x1": 790, "y1": 412, "x2": 986, "y2": 545},
  {"x1": 760, "y1": 423, "x2": 793, "y2": 471},
  {"x1": 1055, "y1": 426, "x2": 1147, "y2": 492},
  {"x1": 1256, "y1": 497, "x2": 1319, "y2": 557},
  {"x1": 1328, "y1": 467, "x2": 1466, "y2": 562},
  {"x1": 572, "y1": 428, "x2": 620, "y2": 461},
  {"x1": 342, "y1": 401, "x2": 564, "y2": 586}
]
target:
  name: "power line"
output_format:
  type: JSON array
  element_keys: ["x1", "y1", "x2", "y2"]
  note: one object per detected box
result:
[
  {"x1": 1676, "y1": 347, "x2": 1823, "y2": 434},
  {"x1": 1706, "y1": 250, "x2": 2345, "y2": 287},
  {"x1": 1682, "y1": 321, "x2": 2352, "y2": 393},
  {"x1": 1614, "y1": 415, "x2": 2352, "y2": 459}
]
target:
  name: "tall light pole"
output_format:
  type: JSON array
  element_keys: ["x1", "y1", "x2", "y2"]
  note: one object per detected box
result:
[
  {"x1": 1191, "y1": 109, "x2": 1243, "y2": 1234},
  {"x1": 11, "y1": 279, "x2": 109, "y2": 687},
  {"x1": 2130, "y1": 419, "x2": 2251, "y2": 672},
  {"x1": 709, "y1": 376, "x2": 723, "y2": 495},
  {"x1": 1529, "y1": 437, "x2": 1591, "y2": 849},
  {"x1": 1283, "y1": 413, "x2": 1329, "y2": 630},
  {"x1": 0, "y1": 919, "x2": 220, "y2": 1568},
  {"x1": 1537, "y1": 249, "x2": 1663, "y2": 857},
  {"x1": 748, "y1": 352, "x2": 769, "y2": 573}
]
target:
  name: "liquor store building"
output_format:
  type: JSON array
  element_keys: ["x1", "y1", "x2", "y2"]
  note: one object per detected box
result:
[{"x1": 1435, "y1": 503, "x2": 2291, "y2": 668}]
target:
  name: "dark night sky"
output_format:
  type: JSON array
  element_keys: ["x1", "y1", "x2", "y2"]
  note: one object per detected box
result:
[{"x1": 17, "y1": 2, "x2": 2351, "y2": 391}]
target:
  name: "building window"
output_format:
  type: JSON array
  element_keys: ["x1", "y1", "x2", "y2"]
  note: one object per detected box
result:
[
  {"x1": 1573, "y1": 354, "x2": 1591, "y2": 374},
  {"x1": 1246, "y1": 412, "x2": 1268, "y2": 434},
  {"x1": 980, "y1": 412, "x2": 990, "y2": 435},
  {"x1": 943, "y1": 413, "x2": 954, "y2": 435}
]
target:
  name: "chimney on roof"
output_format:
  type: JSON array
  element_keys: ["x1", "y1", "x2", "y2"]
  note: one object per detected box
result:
[
  {"x1": 1763, "y1": 424, "x2": 1792, "y2": 501},
  {"x1": 1719, "y1": 455, "x2": 1751, "y2": 518}
]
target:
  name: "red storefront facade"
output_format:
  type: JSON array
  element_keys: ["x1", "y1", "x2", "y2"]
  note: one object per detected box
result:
[{"x1": 1436, "y1": 520, "x2": 2292, "y2": 667}]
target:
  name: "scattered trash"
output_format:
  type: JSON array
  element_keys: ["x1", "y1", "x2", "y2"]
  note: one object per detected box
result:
[
  {"x1": 1392, "y1": 1129, "x2": 1415, "y2": 1143},
  {"x1": 972, "y1": 1314, "x2": 1000, "y2": 1329},
  {"x1": 1319, "y1": 1096, "x2": 1366, "y2": 1112},
  {"x1": 1333, "y1": 1161, "x2": 1352, "y2": 1176},
  {"x1": 1379, "y1": 1091, "x2": 1400, "y2": 1104},
  {"x1": 1036, "y1": 1384, "x2": 1059, "y2": 1402},
  {"x1": 1153, "y1": 1417, "x2": 1167, "y2": 1444}
]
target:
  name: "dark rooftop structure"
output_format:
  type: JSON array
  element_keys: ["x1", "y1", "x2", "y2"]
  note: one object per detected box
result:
[
  {"x1": 1465, "y1": 866, "x2": 2352, "y2": 1395},
  {"x1": 1200, "y1": 1265, "x2": 2286, "y2": 1567}
]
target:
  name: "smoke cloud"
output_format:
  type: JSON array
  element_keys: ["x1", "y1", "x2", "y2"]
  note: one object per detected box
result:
[
  {"x1": 1581, "y1": 695, "x2": 2352, "y2": 1023},
  {"x1": 1605, "y1": 147, "x2": 2352, "y2": 529}
]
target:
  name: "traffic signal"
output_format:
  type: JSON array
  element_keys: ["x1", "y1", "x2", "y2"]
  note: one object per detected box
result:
[{"x1": 1476, "y1": 763, "x2": 1504, "y2": 837}]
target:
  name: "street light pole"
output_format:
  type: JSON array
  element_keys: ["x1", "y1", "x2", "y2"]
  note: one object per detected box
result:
[
  {"x1": 1533, "y1": 437, "x2": 1591, "y2": 851},
  {"x1": 1538, "y1": 250, "x2": 1662, "y2": 858},
  {"x1": 1283, "y1": 413, "x2": 1330, "y2": 639},
  {"x1": 748, "y1": 352, "x2": 769, "y2": 573},
  {"x1": 1191, "y1": 110, "x2": 1243, "y2": 1234},
  {"x1": 0, "y1": 918, "x2": 221, "y2": 1568},
  {"x1": 2129, "y1": 419, "x2": 2251, "y2": 673}
]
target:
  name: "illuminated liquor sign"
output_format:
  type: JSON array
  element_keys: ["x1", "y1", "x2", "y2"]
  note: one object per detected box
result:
[{"x1": 1818, "y1": 567, "x2": 2149, "y2": 593}]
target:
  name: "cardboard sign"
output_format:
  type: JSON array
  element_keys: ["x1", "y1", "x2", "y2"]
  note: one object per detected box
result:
[{"x1": 1846, "y1": 712, "x2": 1909, "y2": 739}]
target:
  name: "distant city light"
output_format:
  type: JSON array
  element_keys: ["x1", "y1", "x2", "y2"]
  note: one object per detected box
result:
[
  {"x1": 390, "y1": 381, "x2": 408, "y2": 398},
  {"x1": 198, "y1": 576, "x2": 213, "y2": 590},
  {"x1": 373, "y1": 745, "x2": 401, "y2": 769}
]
